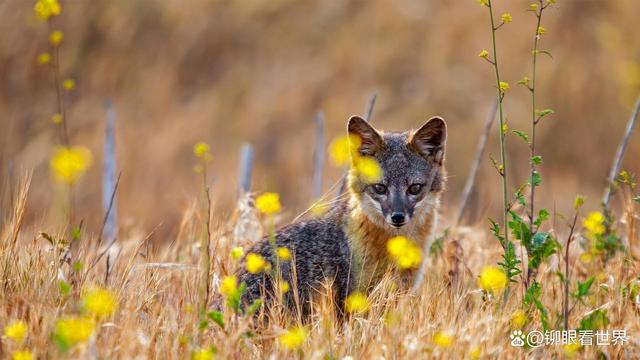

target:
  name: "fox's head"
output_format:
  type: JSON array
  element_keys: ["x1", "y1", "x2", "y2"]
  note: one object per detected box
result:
[{"x1": 347, "y1": 115, "x2": 447, "y2": 231}]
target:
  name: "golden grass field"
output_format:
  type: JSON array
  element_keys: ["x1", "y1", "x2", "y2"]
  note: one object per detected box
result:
[{"x1": 1, "y1": 0, "x2": 640, "y2": 359}]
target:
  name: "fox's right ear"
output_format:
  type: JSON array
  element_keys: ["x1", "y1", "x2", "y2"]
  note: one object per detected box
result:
[
  {"x1": 348, "y1": 115, "x2": 384, "y2": 156},
  {"x1": 409, "y1": 116, "x2": 447, "y2": 164}
]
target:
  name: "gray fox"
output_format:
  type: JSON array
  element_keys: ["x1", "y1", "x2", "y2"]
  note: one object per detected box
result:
[{"x1": 237, "y1": 115, "x2": 447, "y2": 315}]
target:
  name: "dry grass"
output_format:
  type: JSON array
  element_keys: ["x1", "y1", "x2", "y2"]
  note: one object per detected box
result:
[{"x1": 1, "y1": 175, "x2": 639, "y2": 359}]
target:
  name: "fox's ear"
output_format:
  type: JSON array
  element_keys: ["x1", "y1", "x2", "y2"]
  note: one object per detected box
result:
[
  {"x1": 348, "y1": 115, "x2": 384, "y2": 156},
  {"x1": 409, "y1": 116, "x2": 447, "y2": 164}
]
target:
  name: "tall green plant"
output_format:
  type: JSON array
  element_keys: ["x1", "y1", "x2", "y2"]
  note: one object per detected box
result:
[{"x1": 478, "y1": 0, "x2": 512, "y2": 252}]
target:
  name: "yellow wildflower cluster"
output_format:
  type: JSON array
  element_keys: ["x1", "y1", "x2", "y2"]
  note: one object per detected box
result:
[
  {"x1": 328, "y1": 134, "x2": 360, "y2": 166},
  {"x1": 279, "y1": 281, "x2": 290, "y2": 294},
  {"x1": 230, "y1": 246, "x2": 244, "y2": 261},
  {"x1": 62, "y1": 79, "x2": 75, "y2": 91},
  {"x1": 432, "y1": 331, "x2": 453, "y2": 348},
  {"x1": 529, "y1": 3, "x2": 539, "y2": 11},
  {"x1": 37, "y1": 53, "x2": 51, "y2": 65},
  {"x1": 49, "y1": 30, "x2": 64, "y2": 46},
  {"x1": 278, "y1": 326, "x2": 308, "y2": 350},
  {"x1": 501, "y1": 13, "x2": 513, "y2": 23},
  {"x1": 584, "y1": 211, "x2": 605, "y2": 236},
  {"x1": 193, "y1": 141, "x2": 212, "y2": 160},
  {"x1": 81, "y1": 286, "x2": 118, "y2": 319},
  {"x1": 537, "y1": 26, "x2": 546, "y2": 36},
  {"x1": 354, "y1": 156, "x2": 383, "y2": 183},
  {"x1": 478, "y1": 49, "x2": 489, "y2": 58},
  {"x1": 329, "y1": 134, "x2": 383, "y2": 183},
  {"x1": 478, "y1": 0, "x2": 489, "y2": 7},
  {"x1": 51, "y1": 113, "x2": 63, "y2": 125},
  {"x1": 256, "y1": 192, "x2": 281, "y2": 215},
  {"x1": 478, "y1": 266, "x2": 508, "y2": 295},
  {"x1": 3, "y1": 320, "x2": 28, "y2": 343},
  {"x1": 245, "y1": 253, "x2": 271, "y2": 274},
  {"x1": 191, "y1": 347, "x2": 215, "y2": 360},
  {"x1": 12, "y1": 351, "x2": 33, "y2": 360},
  {"x1": 469, "y1": 346, "x2": 482, "y2": 359},
  {"x1": 310, "y1": 200, "x2": 328, "y2": 216},
  {"x1": 34, "y1": 0, "x2": 61, "y2": 20},
  {"x1": 386, "y1": 236, "x2": 422, "y2": 270},
  {"x1": 511, "y1": 309, "x2": 528, "y2": 328},
  {"x1": 345, "y1": 292, "x2": 370, "y2": 314},
  {"x1": 54, "y1": 316, "x2": 95, "y2": 348},
  {"x1": 276, "y1": 247, "x2": 291, "y2": 261},
  {"x1": 50, "y1": 146, "x2": 92, "y2": 184},
  {"x1": 219, "y1": 275, "x2": 239, "y2": 297},
  {"x1": 499, "y1": 81, "x2": 510, "y2": 92},
  {"x1": 563, "y1": 343, "x2": 581, "y2": 358}
]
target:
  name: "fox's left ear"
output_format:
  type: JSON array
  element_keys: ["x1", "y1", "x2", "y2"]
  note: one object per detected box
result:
[{"x1": 409, "y1": 116, "x2": 447, "y2": 164}]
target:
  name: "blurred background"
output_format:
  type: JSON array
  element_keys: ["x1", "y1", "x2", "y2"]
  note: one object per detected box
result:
[{"x1": 1, "y1": 0, "x2": 639, "y2": 240}]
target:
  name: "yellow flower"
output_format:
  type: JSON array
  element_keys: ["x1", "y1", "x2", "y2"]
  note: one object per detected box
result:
[
  {"x1": 230, "y1": 247, "x2": 244, "y2": 261},
  {"x1": 191, "y1": 347, "x2": 215, "y2": 360},
  {"x1": 501, "y1": 123, "x2": 508, "y2": 135},
  {"x1": 37, "y1": 52, "x2": 51, "y2": 65},
  {"x1": 583, "y1": 211, "x2": 605, "y2": 236},
  {"x1": 276, "y1": 247, "x2": 291, "y2": 261},
  {"x1": 478, "y1": 0, "x2": 489, "y2": 7},
  {"x1": 278, "y1": 326, "x2": 307, "y2": 350},
  {"x1": 547, "y1": 0, "x2": 556, "y2": 4},
  {"x1": 579, "y1": 251, "x2": 593, "y2": 263},
  {"x1": 193, "y1": 142, "x2": 210, "y2": 157},
  {"x1": 511, "y1": 310, "x2": 527, "y2": 328},
  {"x1": 62, "y1": 79, "x2": 75, "y2": 90},
  {"x1": 501, "y1": 13, "x2": 513, "y2": 23},
  {"x1": 574, "y1": 195, "x2": 584, "y2": 209},
  {"x1": 529, "y1": 3, "x2": 538, "y2": 11},
  {"x1": 3, "y1": 320, "x2": 28, "y2": 343},
  {"x1": 49, "y1": 30, "x2": 64, "y2": 46},
  {"x1": 50, "y1": 146, "x2": 92, "y2": 184},
  {"x1": 34, "y1": 0, "x2": 61, "y2": 20},
  {"x1": 478, "y1": 266, "x2": 508, "y2": 294},
  {"x1": 245, "y1": 253, "x2": 270, "y2": 274},
  {"x1": 329, "y1": 134, "x2": 360, "y2": 167},
  {"x1": 279, "y1": 281, "x2": 290, "y2": 294},
  {"x1": 537, "y1": 26, "x2": 546, "y2": 36},
  {"x1": 433, "y1": 331, "x2": 453, "y2": 348},
  {"x1": 54, "y1": 316, "x2": 95, "y2": 347},
  {"x1": 499, "y1": 81, "x2": 510, "y2": 91},
  {"x1": 387, "y1": 236, "x2": 422, "y2": 270},
  {"x1": 354, "y1": 157, "x2": 383, "y2": 183},
  {"x1": 478, "y1": 50, "x2": 489, "y2": 58},
  {"x1": 51, "y1": 113, "x2": 63, "y2": 124},
  {"x1": 255, "y1": 192, "x2": 281, "y2": 215},
  {"x1": 82, "y1": 286, "x2": 118, "y2": 319},
  {"x1": 469, "y1": 346, "x2": 481, "y2": 360},
  {"x1": 11, "y1": 351, "x2": 33, "y2": 360},
  {"x1": 219, "y1": 275, "x2": 238, "y2": 297},
  {"x1": 310, "y1": 201, "x2": 328, "y2": 216},
  {"x1": 563, "y1": 343, "x2": 581, "y2": 358},
  {"x1": 345, "y1": 292, "x2": 370, "y2": 313}
]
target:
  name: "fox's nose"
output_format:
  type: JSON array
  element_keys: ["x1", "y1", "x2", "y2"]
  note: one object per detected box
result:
[{"x1": 390, "y1": 212, "x2": 406, "y2": 227}]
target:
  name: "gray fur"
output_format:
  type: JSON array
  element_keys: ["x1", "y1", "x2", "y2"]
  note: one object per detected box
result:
[{"x1": 235, "y1": 116, "x2": 447, "y2": 316}]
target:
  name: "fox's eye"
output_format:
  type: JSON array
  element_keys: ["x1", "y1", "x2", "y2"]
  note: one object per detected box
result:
[
  {"x1": 408, "y1": 184, "x2": 424, "y2": 195},
  {"x1": 372, "y1": 184, "x2": 387, "y2": 195}
]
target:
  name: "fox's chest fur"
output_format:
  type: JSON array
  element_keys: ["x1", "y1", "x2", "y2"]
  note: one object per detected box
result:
[{"x1": 344, "y1": 193, "x2": 439, "y2": 290}]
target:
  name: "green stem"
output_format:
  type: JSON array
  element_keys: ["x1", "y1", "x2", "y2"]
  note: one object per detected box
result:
[
  {"x1": 529, "y1": 2, "x2": 543, "y2": 237},
  {"x1": 47, "y1": 20, "x2": 69, "y2": 147},
  {"x1": 527, "y1": 1, "x2": 545, "y2": 288},
  {"x1": 487, "y1": 1, "x2": 509, "y2": 246}
]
